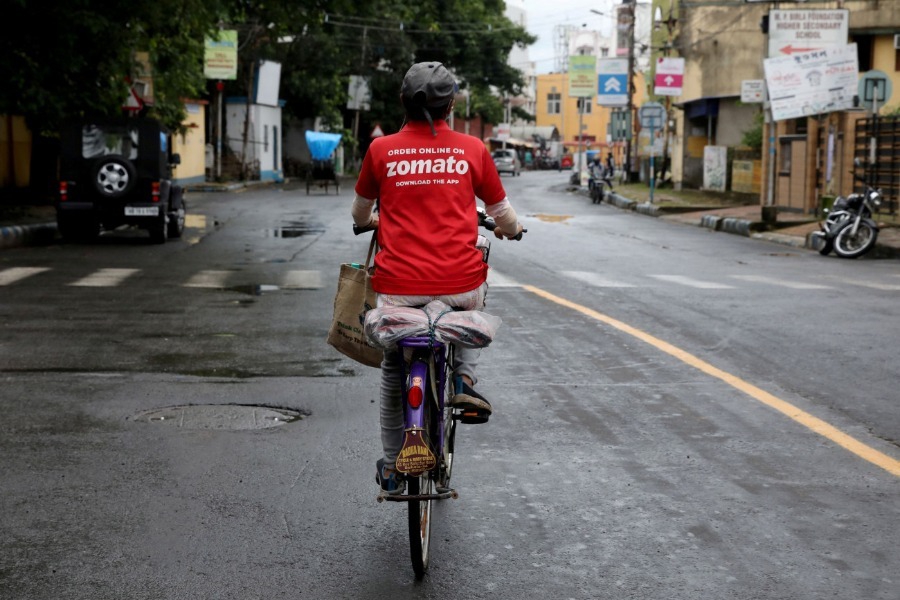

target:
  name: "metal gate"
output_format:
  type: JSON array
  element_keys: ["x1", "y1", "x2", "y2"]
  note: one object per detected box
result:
[{"x1": 854, "y1": 115, "x2": 899, "y2": 215}]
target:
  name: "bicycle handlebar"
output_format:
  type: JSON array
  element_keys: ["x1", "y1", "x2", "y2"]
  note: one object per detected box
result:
[{"x1": 354, "y1": 208, "x2": 526, "y2": 240}]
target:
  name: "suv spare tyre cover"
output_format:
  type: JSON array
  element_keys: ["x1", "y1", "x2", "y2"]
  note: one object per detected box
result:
[{"x1": 92, "y1": 155, "x2": 137, "y2": 198}]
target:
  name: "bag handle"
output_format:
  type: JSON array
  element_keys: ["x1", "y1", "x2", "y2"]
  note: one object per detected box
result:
[{"x1": 364, "y1": 233, "x2": 378, "y2": 269}]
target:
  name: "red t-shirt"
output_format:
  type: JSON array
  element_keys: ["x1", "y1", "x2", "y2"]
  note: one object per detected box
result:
[{"x1": 355, "y1": 121, "x2": 507, "y2": 295}]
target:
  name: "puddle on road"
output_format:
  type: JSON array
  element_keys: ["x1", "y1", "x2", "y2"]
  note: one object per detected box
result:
[
  {"x1": 530, "y1": 213, "x2": 572, "y2": 223},
  {"x1": 183, "y1": 214, "x2": 219, "y2": 245},
  {"x1": 265, "y1": 218, "x2": 326, "y2": 238}
]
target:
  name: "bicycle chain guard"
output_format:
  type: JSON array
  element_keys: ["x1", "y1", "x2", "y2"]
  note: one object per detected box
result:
[{"x1": 395, "y1": 427, "x2": 437, "y2": 475}]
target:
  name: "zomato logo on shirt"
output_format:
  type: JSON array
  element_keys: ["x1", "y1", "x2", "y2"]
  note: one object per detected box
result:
[{"x1": 385, "y1": 147, "x2": 470, "y2": 179}]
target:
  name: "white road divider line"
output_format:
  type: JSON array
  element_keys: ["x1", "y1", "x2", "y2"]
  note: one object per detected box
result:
[
  {"x1": 69, "y1": 268, "x2": 140, "y2": 287},
  {"x1": 648, "y1": 274, "x2": 735, "y2": 289},
  {"x1": 0, "y1": 267, "x2": 50, "y2": 286},
  {"x1": 183, "y1": 270, "x2": 233, "y2": 289}
]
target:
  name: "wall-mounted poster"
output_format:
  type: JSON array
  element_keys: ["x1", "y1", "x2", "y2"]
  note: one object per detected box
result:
[{"x1": 703, "y1": 146, "x2": 727, "y2": 192}]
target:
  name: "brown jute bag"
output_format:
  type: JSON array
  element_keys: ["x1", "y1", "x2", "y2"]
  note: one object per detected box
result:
[{"x1": 326, "y1": 234, "x2": 382, "y2": 368}]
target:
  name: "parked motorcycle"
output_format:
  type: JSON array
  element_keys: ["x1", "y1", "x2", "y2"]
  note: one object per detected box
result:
[{"x1": 812, "y1": 172, "x2": 883, "y2": 259}]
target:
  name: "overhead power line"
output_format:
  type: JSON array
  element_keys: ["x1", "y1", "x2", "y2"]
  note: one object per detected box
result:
[{"x1": 323, "y1": 13, "x2": 521, "y2": 35}]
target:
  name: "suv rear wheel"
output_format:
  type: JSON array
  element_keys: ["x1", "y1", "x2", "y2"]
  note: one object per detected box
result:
[
  {"x1": 167, "y1": 206, "x2": 185, "y2": 238},
  {"x1": 92, "y1": 155, "x2": 137, "y2": 198},
  {"x1": 148, "y1": 213, "x2": 168, "y2": 244}
]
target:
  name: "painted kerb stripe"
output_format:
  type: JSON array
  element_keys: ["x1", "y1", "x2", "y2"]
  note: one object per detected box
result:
[{"x1": 523, "y1": 284, "x2": 900, "y2": 478}]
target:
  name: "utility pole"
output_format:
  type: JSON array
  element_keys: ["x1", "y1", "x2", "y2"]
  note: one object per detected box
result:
[{"x1": 624, "y1": 0, "x2": 636, "y2": 183}]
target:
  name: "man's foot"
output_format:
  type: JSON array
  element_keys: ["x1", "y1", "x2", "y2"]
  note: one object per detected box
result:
[
  {"x1": 450, "y1": 379, "x2": 492, "y2": 424},
  {"x1": 376, "y1": 458, "x2": 405, "y2": 495}
]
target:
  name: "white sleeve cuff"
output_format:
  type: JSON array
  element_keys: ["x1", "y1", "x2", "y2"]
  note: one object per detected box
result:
[{"x1": 351, "y1": 194, "x2": 376, "y2": 227}]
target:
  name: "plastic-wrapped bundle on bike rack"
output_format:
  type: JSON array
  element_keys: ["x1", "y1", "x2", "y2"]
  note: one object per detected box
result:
[{"x1": 364, "y1": 300, "x2": 502, "y2": 350}]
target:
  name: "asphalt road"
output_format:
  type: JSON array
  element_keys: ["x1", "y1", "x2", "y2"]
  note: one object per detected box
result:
[{"x1": 1, "y1": 171, "x2": 898, "y2": 599}]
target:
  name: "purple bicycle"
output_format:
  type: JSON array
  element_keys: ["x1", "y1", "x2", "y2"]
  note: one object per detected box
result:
[{"x1": 356, "y1": 209, "x2": 523, "y2": 577}]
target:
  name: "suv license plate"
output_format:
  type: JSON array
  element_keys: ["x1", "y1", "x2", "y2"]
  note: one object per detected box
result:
[{"x1": 125, "y1": 206, "x2": 159, "y2": 217}]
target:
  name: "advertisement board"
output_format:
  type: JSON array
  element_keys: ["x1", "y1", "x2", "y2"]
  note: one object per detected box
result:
[
  {"x1": 568, "y1": 56, "x2": 597, "y2": 98},
  {"x1": 763, "y1": 43, "x2": 858, "y2": 121},
  {"x1": 204, "y1": 30, "x2": 238, "y2": 80}
]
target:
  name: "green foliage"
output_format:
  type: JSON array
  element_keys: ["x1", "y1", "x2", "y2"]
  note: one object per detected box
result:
[
  {"x1": 1, "y1": 0, "x2": 534, "y2": 142},
  {"x1": 0, "y1": 0, "x2": 224, "y2": 132},
  {"x1": 741, "y1": 110, "x2": 764, "y2": 151}
]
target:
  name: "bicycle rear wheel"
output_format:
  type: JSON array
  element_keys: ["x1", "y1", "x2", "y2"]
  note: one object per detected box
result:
[{"x1": 407, "y1": 472, "x2": 434, "y2": 577}]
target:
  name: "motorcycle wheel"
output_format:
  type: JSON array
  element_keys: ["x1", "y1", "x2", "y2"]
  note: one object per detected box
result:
[{"x1": 833, "y1": 220, "x2": 878, "y2": 259}]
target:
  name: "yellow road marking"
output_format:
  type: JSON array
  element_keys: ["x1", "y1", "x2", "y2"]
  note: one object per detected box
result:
[{"x1": 523, "y1": 284, "x2": 900, "y2": 478}]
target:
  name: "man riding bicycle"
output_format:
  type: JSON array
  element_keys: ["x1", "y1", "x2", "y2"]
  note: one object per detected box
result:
[{"x1": 351, "y1": 62, "x2": 524, "y2": 494}]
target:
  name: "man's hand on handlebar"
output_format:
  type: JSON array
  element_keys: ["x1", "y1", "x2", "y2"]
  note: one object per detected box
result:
[
  {"x1": 494, "y1": 222, "x2": 525, "y2": 241},
  {"x1": 352, "y1": 215, "x2": 379, "y2": 236}
]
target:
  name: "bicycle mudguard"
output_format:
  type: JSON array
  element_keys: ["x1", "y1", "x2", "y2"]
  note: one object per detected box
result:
[{"x1": 396, "y1": 427, "x2": 437, "y2": 475}]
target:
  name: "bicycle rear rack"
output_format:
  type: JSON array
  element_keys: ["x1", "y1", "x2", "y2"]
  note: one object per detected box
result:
[{"x1": 377, "y1": 488, "x2": 458, "y2": 503}]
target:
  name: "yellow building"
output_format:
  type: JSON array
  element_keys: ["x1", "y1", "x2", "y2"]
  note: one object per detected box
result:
[
  {"x1": 172, "y1": 101, "x2": 208, "y2": 186},
  {"x1": 535, "y1": 71, "x2": 647, "y2": 173}
]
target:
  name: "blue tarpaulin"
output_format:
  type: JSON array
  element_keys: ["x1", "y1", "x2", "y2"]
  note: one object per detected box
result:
[{"x1": 305, "y1": 131, "x2": 342, "y2": 161}]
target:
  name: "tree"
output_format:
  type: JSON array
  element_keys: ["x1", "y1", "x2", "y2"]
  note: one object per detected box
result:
[
  {"x1": 240, "y1": 0, "x2": 535, "y2": 144},
  {"x1": 1, "y1": 0, "x2": 534, "y2": 143},
  {"x1": 0, "y1": 0, "x2": 225, "y2": 132}
]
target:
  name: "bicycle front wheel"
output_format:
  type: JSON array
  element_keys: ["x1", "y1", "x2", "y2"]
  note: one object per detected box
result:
[{"x1": 407, "y1": 474, "x2": 434, "y2": 578}]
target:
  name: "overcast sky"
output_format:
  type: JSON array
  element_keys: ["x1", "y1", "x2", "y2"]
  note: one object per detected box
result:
[{"x1": 519, "y1": 0, "x2": 619, "y2": 74}]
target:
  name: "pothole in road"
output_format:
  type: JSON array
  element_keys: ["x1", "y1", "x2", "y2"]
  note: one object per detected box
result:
[{"x1": 132, "y1": 404, "x2": 305, "y2": 430}]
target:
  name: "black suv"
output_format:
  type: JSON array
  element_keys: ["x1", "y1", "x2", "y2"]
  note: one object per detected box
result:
[{"x1": 57, "y1": 118, "x2": 186, "y2": 243}]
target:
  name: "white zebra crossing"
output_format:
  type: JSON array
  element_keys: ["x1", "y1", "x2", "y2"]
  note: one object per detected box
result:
[
  {"x1": 282, "y1": 270, "x2": 322, "y2": 289},
  {"x1": 69, "y1": 268, "x2": 140, "y2": 287},
  {"x1": 561, "y1": 271, "x2": 636, "y2": 288},
  {"x1": 0, "y1": 267, "x2": 50, "y2": 286},
  {"x1": 487, "y1": 269, "x2": 521, "y2": 288},
  {"x1": 730, "y1": 274, "x2": 833, "y2": 290},
  {"x1": 647, "y1": 274, "x2": 736, "y2": 289},
  {"x1": 2, "y1": 265, "x2": 899, "y2": 293},
  {"x1": 182, "y1": 270, "x2": 235, "y2": 289}
]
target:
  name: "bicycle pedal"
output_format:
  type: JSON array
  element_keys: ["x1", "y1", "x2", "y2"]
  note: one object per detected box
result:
[{"x1": 459, "y1": 410, "x2": 489, "y2": 425}]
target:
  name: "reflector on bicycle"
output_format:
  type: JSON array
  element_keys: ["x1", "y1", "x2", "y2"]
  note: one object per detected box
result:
[
  {"x1": 396, "y1": 429, "x2": 437, "y2": 475},
  {"x1": 407, "y1": 378, "x2": 424, "y2": 408}
]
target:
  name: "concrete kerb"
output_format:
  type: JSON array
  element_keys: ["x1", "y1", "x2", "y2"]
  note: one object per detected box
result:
[
  {"x1": 0, "y1": 180, "x2": 277, "y2": 250},
  {"x1": 0, "y1": 222, "x2": 58, "y2": 249}
]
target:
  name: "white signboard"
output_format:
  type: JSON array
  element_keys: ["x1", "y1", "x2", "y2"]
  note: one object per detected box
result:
[
  {"x1": 653, "y1": 57, "x2": 684, "y2": 96},
  {"x1": 255, "y1": 61, "x2": 282, "y2": 107},
  {"x1": 347, "y1": 75, "x2": 371, "y2": 111},
  {"x1": 741, "y1": 80, "x2": 766, "y2": 103},
  {"x1": 763, "y1": 43, "x2": 858, "y2": 121},
  {"x1": 767, "y1": 10, "x2": 849, "y2": 58},
  {"x1": 597, "y1": 58, "x2": 629, "y2": 107},
  {"x1": 496, "y1": 122, "x2": 511, "y2": 141}
]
